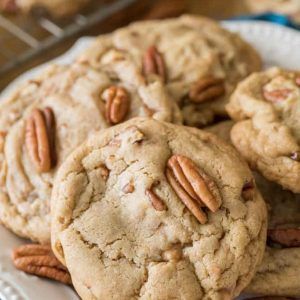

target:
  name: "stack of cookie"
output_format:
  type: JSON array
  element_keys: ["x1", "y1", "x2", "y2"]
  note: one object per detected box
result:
[
  {"x1": 209, "y1": 67, "x2": 300, "y2": 299},
  {"x1": 0, "y1": 15, "x2": 298, "y2": 300}
]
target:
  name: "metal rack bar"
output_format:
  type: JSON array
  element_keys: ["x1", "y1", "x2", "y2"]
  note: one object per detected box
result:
[
  {"x1": 0, "y1": 14, "x2": 39, "y2": 47},
  {"x1": 0, "y1": 0, "x2": 136, "y2": 77},
  {"x1": 39, "y1": 18, "x2": 63, "y2": 36}
]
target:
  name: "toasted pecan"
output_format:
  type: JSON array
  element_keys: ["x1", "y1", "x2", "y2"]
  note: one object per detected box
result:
[
  {"x1": 166, "y1": 155, "x2": 222, "y2": 224},
  {"x1": 12, "y1": 244, "x2": 71, "y2": 285},
  {"x1": 263, "y1": 88, "x2": 292, "y2": 102},
  {"x1": 166, "y1": 168, "x2": 207, "y2": 224},
  {"x1": 25, "y1": 107, "x2": 56, "y2": 172},
  {"x1": 103, "y1": 86, "x2": 130, "y2": 125},
  {"x1": 146, "y1": 188, "x2": 166, "y2": 211},
  {"x1": 143, "y1": 45, "x2": 167, "y2": 82},
  {"x1": 189, "y1": 76, "x2": 225, "y2": 103}
]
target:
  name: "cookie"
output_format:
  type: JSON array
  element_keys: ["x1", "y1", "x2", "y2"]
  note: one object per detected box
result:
[
  {"x1": 246, "y1": 0, "x2": 300, "y2": 23},
  {"x1": 78, "y1": 15, "x2": 261, "y2": 127},
  {"x1": 51, "y1": 118, "x2": 267, "y2": 300},
  {"x1": 227, "y1": 67, "x2": 300, "y2": 193},
  {"x1": 0, "y1": 61, "x2": 180, "y2": 244},
  {"x1": 245, "y1": 174, "x2": 300, "y2": 298},
  {"x1": 0, "y1": 0, "x2": 89, "y2": 17}
]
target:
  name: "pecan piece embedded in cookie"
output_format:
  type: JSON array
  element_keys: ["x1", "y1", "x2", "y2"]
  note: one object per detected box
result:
[
  {"x1": 25, "y1": 107, "x2": 56, "y2": 172},
  {"x1": 146, "y1": 187, "x2": 166, "y2": 211},
  {"x1": 263, "y1": 88, "x2": 292, "y2": 103},
  {"x1": 166, "y1": 167, "x2": 207, "y2": 224},
  {"x1": 102, "y1": 86, "x2": 130, "y2": 125},
  {"x1": 142, "y1": 45, "x2": 167, "y2": 82},
  {"x1": 12, "y1": 244, "x2": 72, "y2": 285},
  {"x1": 166, "y1": 154, "x2": 223, "y2": 224},
  {"x1": 189, "y1": 76, "x2": 225, "y2": 103}
]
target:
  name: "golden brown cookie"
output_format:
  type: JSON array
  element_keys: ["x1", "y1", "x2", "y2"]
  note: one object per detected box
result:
[
  {"x1": 78, "y1": 15, "x2": 261, "y2": 127},
  {"x1": 0, "y1": 61, "x2": 180, "y2": 244},
  {"x1": 227, "y1": 68, "x2": 300, "y2": 193},
  {"x1": 51, "y1": 118, "x2": 267, "y2": 300}
]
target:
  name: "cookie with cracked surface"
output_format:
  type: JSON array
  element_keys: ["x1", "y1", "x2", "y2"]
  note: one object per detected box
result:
[
  {"x1": 0, "y1": 61, "x2": 180, "y2": 244},
  {"x1": 227, "y1": 67, "x2": 300, "y2": 193},
  {"x1": 51, "y1": 118, "x2": 267, "y2": 300},
  {"x1": 78, "y1": 14, "x2": 261, "y2": 127},
  {"x1": 0, "y1": 0, "x2": 90, "y2": 17}
]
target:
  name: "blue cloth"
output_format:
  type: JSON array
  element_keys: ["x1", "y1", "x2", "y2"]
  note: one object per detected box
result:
[{"x1": 231, "y1": 13, "x2": 300, "y2": 30}]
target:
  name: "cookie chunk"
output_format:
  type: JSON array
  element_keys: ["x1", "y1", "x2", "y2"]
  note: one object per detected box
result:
[
  {"x1": 0, "y1": 0, "x2": 89, "y2": 17},
  {"x1": 227, "y1": 68, "x2": 300, "y2": 193},
  {"x1": 245, "y1": 174, "x2": 300, "y2": 298},
  {"x1": 51, "y1": 118, "x2": 267, "y2": 300},
  {"x1": 0, "y1": 61, "x2": 180, "y2": 244},
  {"x1": 78, "y1": 15, "x2": 261, "y2": 127}
]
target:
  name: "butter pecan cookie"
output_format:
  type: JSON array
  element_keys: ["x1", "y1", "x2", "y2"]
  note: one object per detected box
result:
[
  {"x1": 0, "y1": 0, "x2": 89, "y2": 17},
  {"x1": 78, "y1": 15, "x2": 261, "y2": 127},
  {"x1": 245, "y1": 174, "x2": 300, "y2": 298},
  {"x1": 206, "y1": 121, "x2": 300, "y2": 298},
  {"x1": 0, "y1": 61, "x2": 180, "y2": 244},
  {"x1": 51, "y1": 118, "x2": 267, "y2": 300},
  {"x1": 227, "y1": 68, "x2": 300, "y2": 193}
]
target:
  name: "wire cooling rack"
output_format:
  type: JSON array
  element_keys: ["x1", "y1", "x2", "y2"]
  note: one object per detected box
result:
[{"x1": 0, "y1": 0, "x2": 136, "y2": 77}]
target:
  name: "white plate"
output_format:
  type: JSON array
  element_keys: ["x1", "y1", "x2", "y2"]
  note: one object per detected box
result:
[{"x1": 1, "y1": 21, "x2": 300, "y2": 300}]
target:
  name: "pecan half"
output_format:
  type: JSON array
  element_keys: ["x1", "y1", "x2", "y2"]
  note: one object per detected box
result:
[
  {"x1": 166, "y1": 155, "x2": 222, "y2": 224},
  {"x1": 263, "y1": 88, "x2": 292, "y2": 102},
  {"x1": 268, "y1": 228, "x2": 300, "y2": 247},
  {"x1": 189, "y1": 76, "x2": 225, "y2": 103},
  {"x1": 142, "y1": 45, "x2": 167, "y2": 82},
  {"x1": 25, "y1": 107, "x2": 56, "y2": 172},
  {"x1": 103, "y1": 86, "x2": 130, "y2": 125},
  {"x1": 166, "y1": 168, "x2": 207, "y2": 224},
  {"x1": 12, "y1": 244, "x2": 71, "y2": 285},
  {"x1": 146, "y1": 187, "x2": 166, "y2": 211}
]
